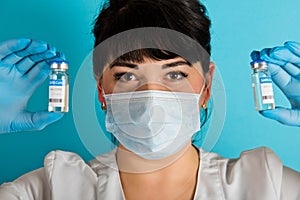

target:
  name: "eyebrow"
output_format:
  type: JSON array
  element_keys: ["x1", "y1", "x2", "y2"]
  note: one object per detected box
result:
[
  {"x1": 161, "y1": 61, "x2": 192, "y2": 69},
  {"x1": 109, "y1": 61, "x2": 138, "y2": 69},
  {"x1": 109, "y1": 60, "x2": 192, "y2": 69}
]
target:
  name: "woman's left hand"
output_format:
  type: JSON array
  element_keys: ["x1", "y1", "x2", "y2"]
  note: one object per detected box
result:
[{"x1": 251, "y1": 41, "x2": 300, "y2": 127}]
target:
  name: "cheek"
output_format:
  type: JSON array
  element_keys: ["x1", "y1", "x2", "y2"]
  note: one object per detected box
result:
[
  {"x1": 189, "y1": 73, "x2": 205, "y2": 94},
  {"x1": 188, "y1": 71, "x2": 206, "y2": 106}
]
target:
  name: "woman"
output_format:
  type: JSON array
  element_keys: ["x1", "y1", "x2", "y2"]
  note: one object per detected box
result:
[{"x1": 0, "y1": 0, "x2": 300, "y2": 199}]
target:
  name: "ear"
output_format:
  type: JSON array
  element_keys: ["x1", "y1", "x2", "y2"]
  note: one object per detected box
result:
[
  {"x1": 97, "y1": 82, "x2": 106, "y2": 106},
  {"x1": 203, "y1": 62, "x2": 215, "y2": 104}
]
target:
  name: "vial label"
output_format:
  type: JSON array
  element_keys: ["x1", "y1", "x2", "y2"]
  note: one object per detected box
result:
[
  {"x1": 49, "y1": 79, "x2": 66, "y2": 107},
  {"x1": 259, "y1": 77, "x2": 274, "y2": 104}
]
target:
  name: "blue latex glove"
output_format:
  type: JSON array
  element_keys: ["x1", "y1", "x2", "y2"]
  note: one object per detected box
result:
[
  {"x1": 251, "y1": 41, "x2": 300, "y2": 127},
  {"x1": 0, "y1": 38, "x2": 66, "y2": 133}
]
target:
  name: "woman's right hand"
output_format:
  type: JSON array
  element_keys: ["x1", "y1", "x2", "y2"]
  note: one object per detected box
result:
[{"x1": 0, "y1": 38, "x2": 65, "y2": 134}]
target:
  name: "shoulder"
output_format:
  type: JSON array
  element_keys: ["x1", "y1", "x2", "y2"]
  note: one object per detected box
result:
[
  {"x1": 201, "y1": 146, "x2": 281, "y2": 171},
  {"x1": 200, "y1": 147, "x2": 283, "y2": 199},
  {"x1": 0, "y1": 150, "x2": 82, "y2": 199},
  {"x1": 0, "y1": 168, "x2": 50, "y2": 199},
  {"x1": 226, "y1": 147, "x2": 282, "y2": 186},
  {"x1": 45, "y1": 150, "x2": 98, "y2": 199},
  {"x1": 44, "y1": 150, "x2": 97, "y2": 180},
  {"x1": 44, "y1": 150, "x2": 97, "y2": 193},
  {"x1": 219, "y1": 147, "x2": 282, "y2": 184},
  {"x1": 0, "y1": 150, "x2": 98, "y2": 200},
  {"x1": 230, "y1": 147, "x2": 282, "y2": 172}
]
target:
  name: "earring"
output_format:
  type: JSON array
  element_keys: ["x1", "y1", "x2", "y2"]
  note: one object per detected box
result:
[
  {"x1": 202, "y1": 103, "x2": 207, "y2": 109},
  {"x1": 102, "y1": 102, "x2": 107, "y2": 110}
]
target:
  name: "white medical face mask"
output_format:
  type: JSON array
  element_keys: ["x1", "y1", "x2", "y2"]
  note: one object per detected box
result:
[{"x1": 104, "y1": 90, "x2": 201, "y2": 160}]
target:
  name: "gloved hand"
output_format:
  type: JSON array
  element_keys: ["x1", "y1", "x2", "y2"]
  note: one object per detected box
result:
[
  {"x1": 0, "y1": 38, "x2": 66, "y2": 133},
  {"x1": 251, "y1": 41, "x2": 300, "y2": 127}
]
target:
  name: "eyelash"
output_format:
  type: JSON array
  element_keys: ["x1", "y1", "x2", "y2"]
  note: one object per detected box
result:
[
  {"x1": 113, "y1": 72, "x2": 126, "y2": 80},
  {"x1": 113, "y1": 72, "x2": 136, "y2": 81},
  {"x1": 166, "y1": 71, "x2": 188, "y2": 79},
  {"x1": 113, "y1": 71, "x2": 189, "y2": 81}
]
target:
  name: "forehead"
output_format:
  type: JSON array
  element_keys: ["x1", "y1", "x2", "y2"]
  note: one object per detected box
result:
[
  {"x1": 105, "y1": 57, "x2": 203, "y2": 75},
  {"x1": 93, "y1": 28, "x2": 210, "y2": 79},
  {"x1": 110, "y1": 56, "x2": 189, "y2": 67}
]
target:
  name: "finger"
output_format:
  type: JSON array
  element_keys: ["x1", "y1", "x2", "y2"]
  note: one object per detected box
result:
[
  {"x1": 260, "y1": 107, "x2": 300, "y2": 127},
  {"x1": 281, "y1": 62, "x2": 300, "y2": 78},
  {"x1": 29, "y1": 51, "x2": 67, "y2": 76},
  {"x1": 15, "y1": 49, "x2": 57, "y2": 74},
  {"x1": 267, "y1": 63, "x2": 291, "y2": 90},
  {"x1": 1, "y1": 40, "x2": 48, "y2": 65},
  {"x1": 268, "y1": 63, "x2": 300, "y2": 104},
  {"x1": 269, "y1": 46, "x2": 300, "y2": 65},
  {"x1": 285, "y1": 41, "x2": 300, "y2": 57},
  {"x1": 15, "y1": 40, "x2": 48, "y2": 57},
  {"x1": 1, "y1": 52, "x2": 25, "y2": 64},
  {"x1": 0, "y1": 63, "x2": 12, "y2": 78},
  {"x1": 32, "y1": 111, "x2": 64, "y2": 131},
  {"x1": 25, "y1": 53, "x2": 66, "y2": 93},
  {"x1": 10, "y1": 111, "x2": 64, "y2": 132},
  {"x1": 1, "y1": 40, "x2": 50, "y2": 73},
  {"x1": 259, "y1": 47, "x2": 287, "y2": 66},
  {"x1": 46, "y1": 52, "x2": 67, "y2": 64},
  {"x1": 24, "y1": 60, "x2": 52, "y2": 94},
  {"x1": 0, "y1": 38, "x2": 31, "y2": 60},
  {"x1": 264, "y1": 47, "x2": 300, "y2": 78}
]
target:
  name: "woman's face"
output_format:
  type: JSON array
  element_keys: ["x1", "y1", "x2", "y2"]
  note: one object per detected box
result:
[{"x1": 99, "y1": 57, "x2": 215, "y2": 106}]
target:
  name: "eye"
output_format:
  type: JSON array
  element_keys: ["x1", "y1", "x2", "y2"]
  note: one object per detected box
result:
[
  {"x1": 166, "y1": 71, "x2": 188, "y2": 81},
  {"x1": 114, "y1": 72, "x2": 138, "y2": 82}
]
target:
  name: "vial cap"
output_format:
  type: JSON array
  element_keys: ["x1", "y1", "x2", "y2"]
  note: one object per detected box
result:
[
  {"x1": 50, "y1": 60, "x2": 69, "y2": 70},
  {"x1": 250, "y1": 59, "x2": 268, "y2": 70}
]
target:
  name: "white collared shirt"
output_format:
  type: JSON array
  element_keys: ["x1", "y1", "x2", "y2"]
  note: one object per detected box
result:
[{"x1": 1, "y1": 147, "x2": 299, "y2": 199}]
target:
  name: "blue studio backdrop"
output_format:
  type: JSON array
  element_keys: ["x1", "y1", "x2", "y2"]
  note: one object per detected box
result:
[{"x1": 0, "y1": 0, "x2": 300, "y2": 183}]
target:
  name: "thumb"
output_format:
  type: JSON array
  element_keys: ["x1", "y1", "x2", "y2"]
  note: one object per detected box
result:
[
  {"x1": 260, "y1": 107, "x2": 300, "y2": 127},
  {"x1": 11, "y1": 111, "x2": 64, "y2": 132}
]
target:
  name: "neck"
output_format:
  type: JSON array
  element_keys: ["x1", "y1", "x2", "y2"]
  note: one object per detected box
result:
[
  {"x1": 118, "y1": 143, "x2": 200, "y2": 199},
  {"x1": 116, "y1": 142, "x2": 198, "y2": 173}
]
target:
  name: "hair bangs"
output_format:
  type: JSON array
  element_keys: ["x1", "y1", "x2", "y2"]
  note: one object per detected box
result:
[{"x1": 114, "y1": 48, "x2": 179, "y2": 64}]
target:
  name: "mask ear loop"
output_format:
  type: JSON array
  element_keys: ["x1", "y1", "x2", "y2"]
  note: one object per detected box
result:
[{"x1": 198, "y1": 78, "x2": 209, "y2": 132}]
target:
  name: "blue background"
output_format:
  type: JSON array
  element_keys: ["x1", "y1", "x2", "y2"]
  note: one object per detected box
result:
[{"x1": 0, "y1": 0, "x2": 300, "y2": 183}]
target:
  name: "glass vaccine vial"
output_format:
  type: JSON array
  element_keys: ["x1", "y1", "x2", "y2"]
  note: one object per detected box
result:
[
  {"x1": 251, "y1": 60, "x2": 275, "y2": 111},
  {"x1": 48, "y1": 60, "x2": 69, "y2": 112}
]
